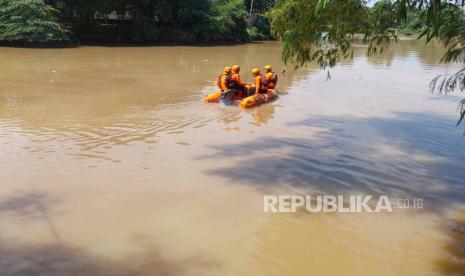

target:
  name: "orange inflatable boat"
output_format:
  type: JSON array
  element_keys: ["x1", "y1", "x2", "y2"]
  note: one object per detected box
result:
[
  {"x1": 203, "y1": 91, "x2": 222, "y2": 103},
  {"x1": 240, "y1": 90, "x2": 278, "y2": 109},
  {"x1": 204, "y1": 90, "x2": 278, "y2": 109}
]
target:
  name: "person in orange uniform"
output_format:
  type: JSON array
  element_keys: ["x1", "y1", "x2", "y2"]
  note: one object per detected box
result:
[
  {"x1": 217, "y1": 66, "x2": 232, "y2": 92},
  {"x1": 251, "y1": 68, "x2": 268, "y2": 95},
  {"x1": 264, "y1": 65, "x2": 278, "y2": 89},
  {"x1": 230, "y1": 65, "x2": 247, "y2": 98}
]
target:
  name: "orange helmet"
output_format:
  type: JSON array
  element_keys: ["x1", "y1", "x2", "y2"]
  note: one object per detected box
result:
[
  {"x1": 224, "y1": 66, "x2": 231, "y2": 73},
  {"x1": 264, "y1": 65, "x2": 272, "y2": 71},
  {"x1": 252, "y1": 68, "x2": 260, "y2": 75},
  {"x1": 232, "y1": 65, "x2": 240, "y2": 73}
]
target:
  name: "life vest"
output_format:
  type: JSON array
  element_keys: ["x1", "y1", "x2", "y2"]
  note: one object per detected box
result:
[
  {"x1": 267, "y1": 72, "x2": 278, "y2": 88},
  {"x1": 259, "y1": 75, "x2": 269, "y2": 91},
  {"x1": 230, "y1": 73, "x2": 243, "y2": 90},
  {"x1": 217, "y1": 73, "x2": 231, "y2": 91}
]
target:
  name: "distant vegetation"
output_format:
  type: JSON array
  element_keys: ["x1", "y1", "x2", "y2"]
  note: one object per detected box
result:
[
  {"x1": 267, "y1": 0, "x2": 438, "y2": 69},
  {"x1": 0, "y1": 0, "x2": 70, "y2": 44},
  {"x1": 368, "y1": 0, "x2": 427, "y2": 36},
  {"x1": 0, "y1": 0, "x2": 434, "y2": 46},
  {"x1": 0, "y1": 0, "x2": 276, "y2": 45}
]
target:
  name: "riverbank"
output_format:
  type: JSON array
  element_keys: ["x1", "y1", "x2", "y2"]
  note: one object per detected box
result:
[
  {"x1": 0, "y1": 39, "x2": 277, "y2": 49},
  {"x1": 0, "y1": 40, "x2": 80, "y2": 48}
]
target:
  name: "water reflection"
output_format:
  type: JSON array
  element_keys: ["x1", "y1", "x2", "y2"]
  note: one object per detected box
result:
[
  {"x1": 347, "y1": 38, "x2": 453, "y2": 70},
  {"x1": 247, "y1": 103, "x2": 275, "y2": 126}
]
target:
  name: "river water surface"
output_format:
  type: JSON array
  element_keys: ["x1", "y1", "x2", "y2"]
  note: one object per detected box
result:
[{"x1": 1, "y1": 40, "x2": 465, "y2": 275}]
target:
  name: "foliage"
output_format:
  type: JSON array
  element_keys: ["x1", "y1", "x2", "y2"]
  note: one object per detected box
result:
[
  {"x1": 45, "y1": 0, "x2": 249, "y2": 43},
  {"x1": 267, "y1": 0, "x2": 373, "y2": 69},
  {"x1": 458, "y1": 99, "x2": 465, "y2": 129},
  {"x1": 245, "y1": 0, "x2": 276, "y2": 13},
  {"x1": 370, "y1": 0, "x2": 397, "y2": 33},
  {"x1": 0, "y1": 0, "x2": 252, "y2": 43},
  {"x1": 418, "y1": 3, "x2": 465, "y2": 64},
  {"x1": 245, "y1": 0, "x2": 273, "y2": 38},
  {"x1": 268, "y1": 0, "x2": 465, "y2": 131},
  {"x1": 430, "y1": 68, "x2": 465, "y2": 95},
  {"x1": 0, "y1": 0, "x2": 69, "y2": 43},
  {"x1": 248, "y1": 26, "x2": 265, "y2": 40},
  {"x1": 268, "y1": 0, "x2": 465, "y2": 68},
  {"x1": 418, "y1": 1, "x2": 465, "y2": 130},
  {"x1": 247, "y1": 14, "x2": 271, "y2": 40},
  {"x1": 206, "y1": 0, "x2": 249, "y2": 42},
  {"x1": 398, "y1": 10, "x2": 424, "y2": 35}
]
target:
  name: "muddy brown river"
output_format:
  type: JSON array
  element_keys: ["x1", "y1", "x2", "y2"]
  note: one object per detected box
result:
[{"x1": 1, "y1": 40, "x2": 465, "y2": 275}]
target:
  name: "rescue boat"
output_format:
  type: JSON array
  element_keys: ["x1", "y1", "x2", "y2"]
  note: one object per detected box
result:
[
  {"x1": 203, "y1": 91, "x2": 222, "y2": 103},
  {"x1": 203, "y1": 90, "x2": 278, "y2": 109}
]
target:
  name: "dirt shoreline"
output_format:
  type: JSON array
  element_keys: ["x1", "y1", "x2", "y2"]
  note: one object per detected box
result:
[{"x1": 0, "y1": 39, "x2": 276, "y2": 49}]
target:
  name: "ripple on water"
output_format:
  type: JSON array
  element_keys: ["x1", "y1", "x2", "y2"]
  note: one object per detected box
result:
[{"x1": 0, "y1": 103, "x2": 226, "y2": 164}]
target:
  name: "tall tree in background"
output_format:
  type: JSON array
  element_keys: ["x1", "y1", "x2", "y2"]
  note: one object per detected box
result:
[
  {"x1": 0, "y1": 0, "x2": 69, "y2": 43},
  {"x1": 246, "y1": 0, "x2": 274, "y2": 38}
]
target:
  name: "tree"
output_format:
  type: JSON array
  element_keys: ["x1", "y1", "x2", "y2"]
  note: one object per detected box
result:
[
  {"x1": 370, "y1": 0, "x2": 397, "y2": 33},
  {"x1": 207, "y1": 0, "x2": 249, "y2": 42},
  {"x1": 47, "y1": 0, "x2": 249, "y2": 43},
  {"x1": 267, "y1": 0, "x2": 465, "y2": 131},
  {"x1": 267, "y1": 0, "x2": 372, "y2": 68},
  {"x1": 0, "y1": 0, "x2": 69, "y2": 43}
]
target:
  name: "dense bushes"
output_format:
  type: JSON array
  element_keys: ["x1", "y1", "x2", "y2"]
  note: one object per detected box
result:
[
  {"x1": 0, "y1": 0, "x2": 274, "y2": 45},
  {"x1": 0, "y1": 0, "x2": 69, "y2": 44},
  {"x1": 248, "y1": 14, "x2": 271, "y2": 40},
  {"x1": 44, "y1": 0, "x2": 250, "y2": 44},
  {"x1": 205, "y1": 0, "x2": 249, "y2": 42}
]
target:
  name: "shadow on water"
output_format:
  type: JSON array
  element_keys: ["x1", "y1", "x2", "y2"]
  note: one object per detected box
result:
[
  {"x1": 199, "y1": 111, "x2": 465, "y2": 206},
  {"x1": 0, "y1": 191, "x2": 62, "y2": 241},
  {"x1": 0, "y1": 191, "x2": 218, "y2": 276},
  {"x1": 0, "y1": 240, "x2": 218, "y2": 276},
  {"x1": 436, "y1": 210, "x2": 465, "y2": 274}
]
